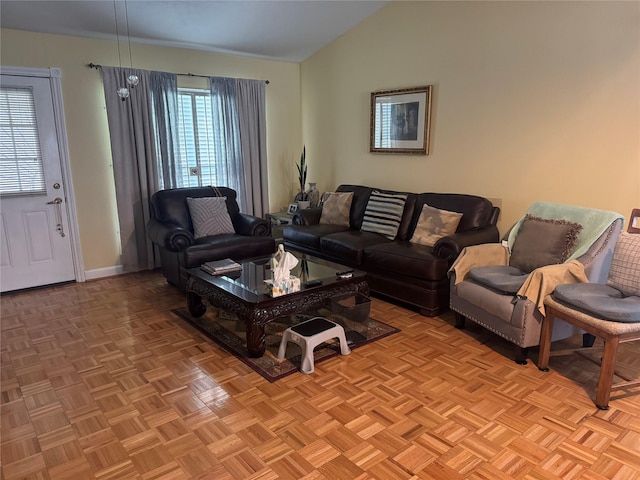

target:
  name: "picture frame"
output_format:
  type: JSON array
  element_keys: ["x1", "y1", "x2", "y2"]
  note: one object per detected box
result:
[
  {"x1": 370, "y1": 85, "x2": 432, "y2": 155},
  {"x1": 287, "y1": 203, "x2": 298, "y2": 214},
  {"x1": 629, "y1": 208, "x2": 640, "y2": 233}
]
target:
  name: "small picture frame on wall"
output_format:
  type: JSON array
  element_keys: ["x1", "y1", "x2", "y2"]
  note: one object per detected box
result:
[
  {"x1": 287, "y1": 204, "x2": 298, "y2": 214},
  {"x1": 370, "y1": 85, "x2": 432, "y2": 155}
]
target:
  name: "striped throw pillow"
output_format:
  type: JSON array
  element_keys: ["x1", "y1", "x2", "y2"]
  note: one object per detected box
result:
[{"x1": 361, "y1": 191, "x2": 408, "y2": 239}]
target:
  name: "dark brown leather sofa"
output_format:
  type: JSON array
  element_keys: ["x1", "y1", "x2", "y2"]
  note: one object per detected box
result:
[
  {"x1": 147, "y1": 186, "x2": 275, "y2": 290},
  {"x1": 283, "y1": 184, "x2": 500, "y2": 316}
]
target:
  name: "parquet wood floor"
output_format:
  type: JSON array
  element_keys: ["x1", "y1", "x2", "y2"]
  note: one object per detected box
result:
[{"x1": 1, "y1": 271, "x2": 639, "y2": 480}]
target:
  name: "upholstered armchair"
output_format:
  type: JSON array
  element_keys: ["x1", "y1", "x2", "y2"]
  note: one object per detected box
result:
[
  {"x1": 147, "y1": 186, "x2": 275, "y2": 290},
  {"x1": 449, "y1": 201, "x2": 624, "y2": 364}
]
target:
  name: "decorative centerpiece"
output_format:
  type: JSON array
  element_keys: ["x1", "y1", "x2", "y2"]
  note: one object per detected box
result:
[{"x1": 265, "y1": 244, "x2": 300, "y2": 297}]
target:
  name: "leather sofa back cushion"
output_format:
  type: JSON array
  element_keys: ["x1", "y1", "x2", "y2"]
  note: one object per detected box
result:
[
  {"x1": 319, "y1": 192, "x2": 353, "y2": 227},
  {"x1": 335, "y1": 185, "x2": 417, "y2": 240},
  {"x1": 187, "y1": 197, "x2": 235, "y2": 238},
  {"x1": 606, "y1": 232, "x2": 640, "y2": 296},
  {"x1": 509, "y1": 214, "x2": 583, "y2": 273},
  {"x1": 410, "y1": 204, "x2": 463, "y2": 247},
  {"x1": 151, "y1": 186, "x2": 240, "y2": 231},
  {"x1": 414, "y1": 193, "x2": 494, "y2": 232},
  {"x1": 361, "y1": 191, "x2": 408, "y2": 240}
]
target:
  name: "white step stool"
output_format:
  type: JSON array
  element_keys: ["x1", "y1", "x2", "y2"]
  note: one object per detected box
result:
[{"x1": 277, "y1": 317, "x2": 351, "y2": 374}]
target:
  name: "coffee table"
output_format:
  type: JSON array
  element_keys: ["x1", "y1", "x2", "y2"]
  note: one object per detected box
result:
[{"x1": 184, "y1": 254, "x2": 368, "y2": 357}]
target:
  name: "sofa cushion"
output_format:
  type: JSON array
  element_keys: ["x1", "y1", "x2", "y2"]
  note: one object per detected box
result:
[
  {"x1": 320, "y1": 192, "x2": 353, "y2": 227},
  {"x1": 284, "y1": 224, "x2": 349, "y2": 251},
  {"x1": 182, "y1": 235, "x2": 275, "y2": 268},
  {"x1": 361, "y1": 190, "x2": 408, "y2": 239},
  {"x1": 363, "y1": 242, "x2": 448, "y2": 281},
  {"x1": 413, "y1": 193, "x2": 494, "y2": 233},
  {"x1": 606, "y1": 232, "x2": 640, "y2": 296},
  {"x1": 554, "y1": 283, "x2": 640, "y2": 322},
  {"x1": 410, "y1": 204, "x2": 463, "y2": 247},
  {"x1": 320, "y1": 231, "x2": 391, "y2": 265},
  {"x1": 187, "y1": 196, "x2": 235, "y2": 238},
  {"x1": 467, "y1": 266, "x2": 529, "y2": 294},
  {"x1": 509, "y1": 214, "x2": 583, "y2": 273}
]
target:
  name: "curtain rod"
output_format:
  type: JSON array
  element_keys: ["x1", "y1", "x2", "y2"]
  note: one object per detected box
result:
[{"x1": 87, "y1": 63, "x2": 269, "y2": 84}]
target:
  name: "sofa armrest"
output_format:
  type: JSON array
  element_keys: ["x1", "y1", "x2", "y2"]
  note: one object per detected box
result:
[
  {"x1": 433, "y1": 225, "x2": 500, "y2": 264},
  {"x1": 147, "y1": 218, "x2": 194, "y2": 252},
  {"x1": 293, "y1": 207, "x2": 322, "y2": 226},
  {"x1": 233, "y1": 213, "x2": 271, "y2": 236}
]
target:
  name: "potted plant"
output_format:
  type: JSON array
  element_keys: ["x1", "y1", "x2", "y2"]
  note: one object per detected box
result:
[{"x1": 296, "y1": 146, "x2": 310, "y2": 209}]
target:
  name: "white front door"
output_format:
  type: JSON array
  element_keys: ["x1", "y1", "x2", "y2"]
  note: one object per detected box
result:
[{"x1": 0, "y1": 73, "x2": 76, "y2": 292}]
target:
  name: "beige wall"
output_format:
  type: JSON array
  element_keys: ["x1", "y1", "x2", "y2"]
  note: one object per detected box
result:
[
  {"x1": 301, "y1": 1, "x2": 640, "y2": 234},
  {"x1": 2, "y1": 1, "x2": 638, "y2": 273},
  {"x1": 1, "y1": 29, "x2": 301, "y2": 272}
]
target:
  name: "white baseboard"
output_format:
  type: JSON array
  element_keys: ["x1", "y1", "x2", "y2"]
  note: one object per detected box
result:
[{"x1": 84, "y1": 265, "x2": 125, "y2": 280}]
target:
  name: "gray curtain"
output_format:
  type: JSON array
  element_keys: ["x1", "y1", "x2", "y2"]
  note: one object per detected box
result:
[
  {"x1": 236, "y1": 79, "x2": 269, "y2": 218},
  {"x1": 101, "y1": 67, "x2": 178, "y2": 271},
  {"x1": 209, "y1": 77, "x2": 244, "y2": 206},
  {"x1": 150, "y1": 72, "x2": 181, "y2": 190},
  {"x1": 209, "y1": 77, "x2": 268, "y2": 216}
]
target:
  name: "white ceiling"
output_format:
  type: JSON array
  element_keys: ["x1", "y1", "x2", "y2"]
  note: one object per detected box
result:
[{"x1": 0, "y1": 0, "x2": 388, "y2": 63}]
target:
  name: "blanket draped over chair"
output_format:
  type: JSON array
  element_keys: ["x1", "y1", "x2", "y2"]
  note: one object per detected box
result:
[{"x1": 448, "y1": 201, "x2": 624, "y2": 364}]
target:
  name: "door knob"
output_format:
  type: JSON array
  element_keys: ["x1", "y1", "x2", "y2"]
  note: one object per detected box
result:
[{"x1": 47, "y1": 197, "x2": 62, "y2": 205}]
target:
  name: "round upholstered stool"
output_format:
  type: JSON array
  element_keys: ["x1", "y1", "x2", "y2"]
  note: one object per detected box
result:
[{"x1": 277, "y1": 317, "x2": 351, "y2": 374}]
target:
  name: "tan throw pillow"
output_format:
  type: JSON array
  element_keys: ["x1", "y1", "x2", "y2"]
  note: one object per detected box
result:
[
  {"x1": 509, "y1": 214, "x2": 583, "y2": 273},
  {"x1": 187, "y1": 196, "x2": 235, "y2": 238},
  {"x1": 606, "y1": 232, "x2": 640, "y2": 296},
  {"x1": 410, "y1": 204, "x2": 463, "y2": 247},
  {"x1": 319, "y1": 192, "x2": 353, "y2": 227}
]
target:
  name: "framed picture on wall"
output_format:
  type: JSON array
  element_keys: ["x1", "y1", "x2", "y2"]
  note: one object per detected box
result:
[{"x1": 370, "y1": 85, "x2": 432, "y2": 155}]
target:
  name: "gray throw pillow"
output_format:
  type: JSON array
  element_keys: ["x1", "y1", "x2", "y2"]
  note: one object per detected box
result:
[
  {"x1": 509, "y1": 214, "x2": 583, "y2": 273},
  {"x1": 187, "y1": 196, "x2": 235, "y2": 238}
]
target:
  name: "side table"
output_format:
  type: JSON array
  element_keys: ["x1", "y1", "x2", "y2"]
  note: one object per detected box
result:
[{"x1": 266, "y1": 212, "x2": 293, "y2": 241}]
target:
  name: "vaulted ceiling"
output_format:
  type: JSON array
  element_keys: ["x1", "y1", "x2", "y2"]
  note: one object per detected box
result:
[{"x1": 0, "y1": 0, "x2": 388, "y2": 63}]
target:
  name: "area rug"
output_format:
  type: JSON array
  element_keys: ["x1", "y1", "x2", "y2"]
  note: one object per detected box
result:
[{"x1": 171, "y1": 306, "x2": 399, "y2": 382}]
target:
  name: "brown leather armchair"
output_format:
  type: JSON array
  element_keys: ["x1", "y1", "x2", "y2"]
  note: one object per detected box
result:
[{"x1": 147, "y1": 186, "x2": 275, "y2": 290}]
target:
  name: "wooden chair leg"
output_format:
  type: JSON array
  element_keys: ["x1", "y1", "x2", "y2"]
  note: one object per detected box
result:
[
  {"x1": 537, "y1": 314, "x2": 554, "y2": 372},
  {"x1": 595, "y1": 337, "x2": 620, "y2": 410}
]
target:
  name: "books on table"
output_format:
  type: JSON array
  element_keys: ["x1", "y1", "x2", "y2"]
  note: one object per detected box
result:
[{"x1": 201, "y1": 259, "x2": 242, "y2": 275}]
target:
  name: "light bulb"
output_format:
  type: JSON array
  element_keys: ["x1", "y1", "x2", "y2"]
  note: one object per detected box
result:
[
  {"x1": 117, "y1": 87, "x2": 130, "y2": 100},
  {"x1": 127, "y1": 74, "x2": 139, "y2": 86}
]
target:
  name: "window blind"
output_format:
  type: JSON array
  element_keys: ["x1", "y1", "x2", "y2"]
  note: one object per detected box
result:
[
  {"x1": 0, "y1": 87, "x2": 46, "y2": 195},
  {"x1": 175, "y1": 89, "x2": 227, "y2": 188}
]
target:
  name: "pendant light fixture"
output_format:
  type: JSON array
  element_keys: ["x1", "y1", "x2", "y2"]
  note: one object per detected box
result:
[
  {"x1": 114, "y1": 0, "x2": 137, "y2": 101},
  {"x1": 124, "y1": 0, "x2": 139, "y2": 89}
]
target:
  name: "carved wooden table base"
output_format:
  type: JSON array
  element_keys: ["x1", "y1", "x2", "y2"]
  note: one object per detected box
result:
[{"x1": 186, "y1": 276, "x2": 369, "y2": 357}]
